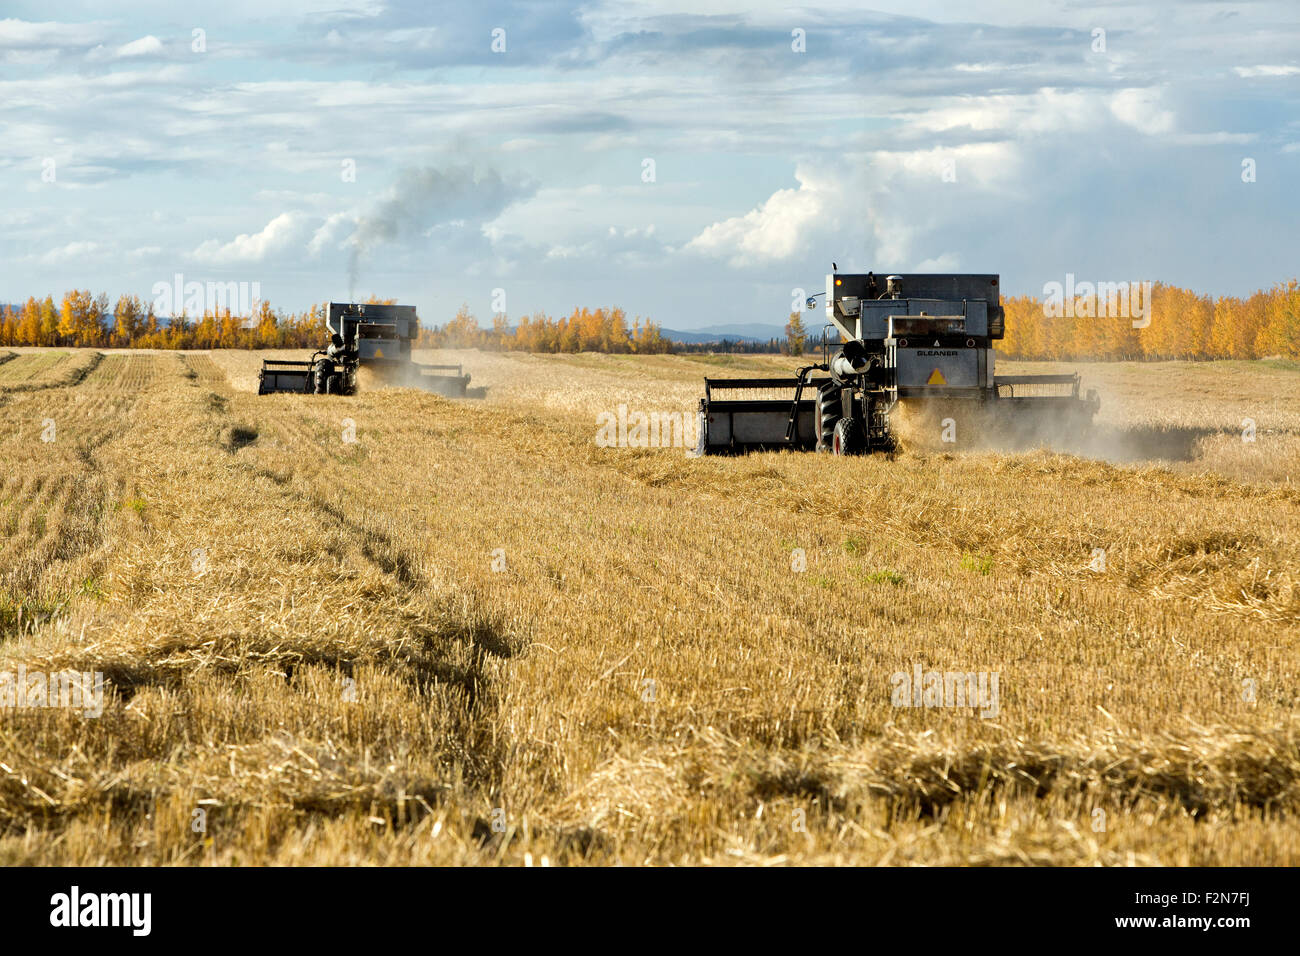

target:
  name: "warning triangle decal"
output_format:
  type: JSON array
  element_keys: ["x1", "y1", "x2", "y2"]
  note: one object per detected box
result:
[{"x1": 926, "y1": 368, "x2": 947, "y2": 385}]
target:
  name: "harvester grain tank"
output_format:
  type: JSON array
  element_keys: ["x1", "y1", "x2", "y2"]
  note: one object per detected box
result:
[
  {"x1": 694, "y1": 271, "x2": 1099, "y2": 455},
  {"x1": 258, "y1": 302, "x2": 470, "y2": 396}
]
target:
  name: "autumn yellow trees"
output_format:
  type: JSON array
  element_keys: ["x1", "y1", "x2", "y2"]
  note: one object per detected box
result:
[
  {"x1": 0, "y1": 292, "x2": 670, "y2": 354},
  {"x1": 1257, "y1": 280, "x2": 1300, "y2": 358},
  {"x1": 2, "y1": 282, "x2": 1297, "y2": 358},
  {"x1": 418, "y1": 304, "x2": 671, "y2": 354},
  {"x1": 999, "y1": 280, "x2": 1300, "y2": 360}
]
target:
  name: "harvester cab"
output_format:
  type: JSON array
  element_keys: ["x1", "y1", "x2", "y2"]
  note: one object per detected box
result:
[
  {"x1": 694, "y1": 271, "x2": 1100, "y2": 455},
  {"x1": 258, "y1": 302, "x2": 471, "y2": 397}
]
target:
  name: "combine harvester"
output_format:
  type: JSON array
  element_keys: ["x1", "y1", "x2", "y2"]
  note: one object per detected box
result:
[
  {"x1": 694, "y1": 271, "x2": 1099, "y2": 455},
  {"x1": 258, "y1": 302, "x2": 470, "y2": 397}
]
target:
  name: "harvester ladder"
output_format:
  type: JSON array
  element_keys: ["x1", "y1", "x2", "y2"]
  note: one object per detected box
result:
[{"x1": 783, "y1": 364, "x2": 828, "y2": 445}]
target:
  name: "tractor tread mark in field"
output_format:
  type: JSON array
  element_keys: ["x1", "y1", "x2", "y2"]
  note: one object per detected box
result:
[
  {"x1": 180, "y1": 353, "x2": 231, "y2": 386},
  {"x1": 0, "y1": 350, "x2": 105, "y2": 393}
]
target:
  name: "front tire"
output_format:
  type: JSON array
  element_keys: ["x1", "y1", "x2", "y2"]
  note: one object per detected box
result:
[
  {"x1": 832, "y1": 417, "x2": 864, "y2": 456},
  {"x1": 816, "y1": 383, "x2": 841, "y2": 452}
]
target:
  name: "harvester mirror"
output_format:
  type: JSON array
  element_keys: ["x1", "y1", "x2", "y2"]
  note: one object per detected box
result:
[
  {"x1": 806, "y1": 297, "x2": 817, "y2": 310},
  {"x1": 331, "y1": 333, "x2": 344, "y2": 348}
]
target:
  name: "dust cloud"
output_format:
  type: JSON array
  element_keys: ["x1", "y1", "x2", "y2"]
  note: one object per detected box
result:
[
  {"x1": 891, "y1": 393, "x2": 1223, "y2": 465},
  {"x1": 356, "y1": 363, "x2": 470, "y2": 397}
]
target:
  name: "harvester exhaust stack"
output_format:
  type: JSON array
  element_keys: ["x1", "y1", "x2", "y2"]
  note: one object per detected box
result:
[
  {"x1": 258, "y1": 302, "x2": 471, "y2": 397},
  {"x1": 694, "y1": 271, "x2": 1099, "y2": 455}
]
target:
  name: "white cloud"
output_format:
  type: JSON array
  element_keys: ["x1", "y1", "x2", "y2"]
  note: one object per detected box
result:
[
  {"x1": 307, "y1": 212, "x2": 357, "y2": 257},
  {"x1": 1110, "y1": 88, "x2": 1175, "y2": 135},
  {"x1": 1170, "y1": 131, "x2": 1256, "y2": 146},
  {"x1": 686, "y1": 165, "x2": 831, "y2": 266},
  {"x1": 0, "y1": 19, "x2": 104, "y2": 49},
  {"x1": 914, "y1": 253, "x2": 961, "y2": 271},
  {"x1": 685, "y1": 144, "x2": 1017, "y2": 271},
  {"x1": 191, "y1": 212, "x2": 311, "y2": 264},
  {"x1": 40, "y1": 241, "x2": 101, "y2": 264},
  {"x1": 867, "y1": 142, "x2": 1022, "y2": 190},
  {"x1": 1233, "y1": 65, "x2": 1300, "y2": 78},
  {"x1": 116, "y1": 35, "x2": 163, "y2": 58},
  {"x1": 903, "y1": 90, "x2": 1101, "y2": 136}
]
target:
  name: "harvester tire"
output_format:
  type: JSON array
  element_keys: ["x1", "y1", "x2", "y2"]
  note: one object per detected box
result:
[
  {"x1": 816, "y1": 383, "x2": 841, "y2": 452},
  {"x1": 832, "y1": 417, "x2": 864, "y2": 456}
]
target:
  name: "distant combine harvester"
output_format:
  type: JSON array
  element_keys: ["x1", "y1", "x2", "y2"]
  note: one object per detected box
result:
[{"x1": 258, "y1": 302, "x2": 471, "y2": 397}]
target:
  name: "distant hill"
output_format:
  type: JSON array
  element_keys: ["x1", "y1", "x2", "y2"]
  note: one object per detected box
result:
[{"x1": 659, "y1": 323, "x2": 788, "y2": 344}]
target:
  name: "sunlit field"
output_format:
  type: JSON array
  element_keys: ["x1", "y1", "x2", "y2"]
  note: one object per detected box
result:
[{"x1": 0, "y1": 346, "x2": 1297, "y2": 864}]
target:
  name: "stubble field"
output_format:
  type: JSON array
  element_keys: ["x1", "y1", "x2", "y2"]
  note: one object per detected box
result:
[{"x1": 0, "y1": 345, "x2": 1297, "y2": 865}]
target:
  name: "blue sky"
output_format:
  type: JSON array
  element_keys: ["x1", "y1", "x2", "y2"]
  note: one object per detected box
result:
[{"x1": 2, "y1": 1, "x2": 1298, "y2": 329}]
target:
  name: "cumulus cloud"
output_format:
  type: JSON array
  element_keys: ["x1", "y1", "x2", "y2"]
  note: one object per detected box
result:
[
  {"x1": 115, "y1": 35, "x2": 164, "y2": 57},
  {"x1": 306, "y1": 212, "x2": 357, "y2": 257},
  {"x1": 684, "y1": 144, "x2": 1019, "y2": 272},
  {"x1": 40, "y1": 240, "x2": 102, "y2": 264},
  {"x1": 1109, "y1": 88, "x2": 1176, "y2": 135},
  {"x1": 86, "y1": 35, "x2": 168, "y2": 63},
  {"x1": 191, "y1": 212, "x2": 312, "y2": 264},
  {"x1": 686, "y1": 166, "x2": 832, "y2": 267}
]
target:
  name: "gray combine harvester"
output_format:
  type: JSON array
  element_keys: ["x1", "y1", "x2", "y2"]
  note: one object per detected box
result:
[
  {"x1": 258, "y1": 302, "x2": 470, "y2": 396},
  {"x1": 695, "y1": 271, "x2": 1099, "y2": 455}
]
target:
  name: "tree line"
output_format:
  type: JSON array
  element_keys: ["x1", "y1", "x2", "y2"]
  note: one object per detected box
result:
[
  {"x1": 419, "y1": 304, "x2": 671, "y2": 353},
  {"x1": 1000, "y1": 280, "x2": 1300, "y2": 360},
  {"x1": 0, "y1": 293, "x2": 672, "y2": 354},
  {"x1": 4, "y1": 280, "x2": 1299, "y2": 359}
]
